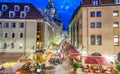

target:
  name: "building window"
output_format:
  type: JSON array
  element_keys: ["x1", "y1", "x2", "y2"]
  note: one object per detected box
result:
[
  {"x1": 96, "y1": 22, "x2": 101, "y2": 28},
  {"x1": 96, "y1": 11, "x2": 101, "y2": 17},
  {"x1": 19, "y1": 43, "x2": 23, "y2": 49},
  {"x1": 113, "y1": 22, "x2": 119, "y2": 28},
  {"x1": 92, "y1": 0, "x2": 99, "y2": 6},
  {"x1": 14, "y1": 5, "x2": 20, "y2": 12},
  {"x1": 114, "y1": 35, "x2": 119, "y2": 45},
  {"x1": 12, "y1": 33, "x2": 15, "y2": 38},
  {"x1": 115, "y1": 0, "x2": 120, "y2": 4},
  {"x1": 113, "y1": 11, "x2": 119, "y2": 16},
  {"x1": 11, "y1": 43, "x2": 14, "y2": 48},
  {"x1": 24, "y1": 6, "x2": 30, "y2": 12},
  {"x1": 3, "y1": 22, "x2": 9, "y2": 28},
  {"x1": 11, "y1": 22, "x2": 16, "y2": 28},
  {"x1": 91, "y1": 35, "x2": 95, "y2": 45},
  {"x1": 90, "y1": 11, "x2": 95, "y2": 17},
  {"x1": 90, "y1": 22, "x2": 95, "y2": 28},
  {"x1": 19, "y1": 23, "x2": 24, "y2": 28},
  {"x1": 96, "y1": 35, "x2": 102, "y2": 45},
  {"x1": 4, "y1": 33, "x2": 8, "y2": 38},
  {"x1": 20, "y1": 11, "x2": 26, "y2": 18},
  {"x1": 2, "y1": 5, "x2": 8, "y2": 12},
  {"x1": 20, "y1": 33, "x2": 23, "y2": 38},
  {"x1": 0, "y1": 22, "x2": 2, "y2": 28},
  {"x1": 0, "y1": 11, "x2": 2, "y2": 17},
  {"x1": 3, "y1": 43, "x2": 7, "y2": 49},
  {"x1": 9, "y1": 11, "x2": 15, "y2": 18}
]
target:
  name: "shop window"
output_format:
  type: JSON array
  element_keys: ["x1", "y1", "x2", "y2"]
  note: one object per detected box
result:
[
  {"x1": 113, "y1": 11, "x2": 119, "y2": 16},
  {"x1": 113, "y1": 22, "x2": 119, "y2": 28},
  {"x1": 114, "y1": 35, "x2": 119, "y2": 46}
]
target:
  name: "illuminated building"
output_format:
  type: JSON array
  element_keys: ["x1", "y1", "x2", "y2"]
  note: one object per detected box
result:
[
  {"x1": 69, "y1": 0, "x2": 120, "y2": 56},
  {"x1": 44, "y1": 0, "x2": 63, "y2": 49},
  {"x1": 0, "y1": 2, "x2": 53, "y2": 54}
]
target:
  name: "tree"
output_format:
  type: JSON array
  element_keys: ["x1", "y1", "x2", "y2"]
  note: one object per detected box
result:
[{"x1": 72, "y1": 61, "x2": 80, "y2": 72}]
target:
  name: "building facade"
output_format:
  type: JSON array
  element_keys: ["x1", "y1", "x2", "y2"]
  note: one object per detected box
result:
[
  {"x1": 44, "y1": 0, "x2": 63, "y2": 36},
  {"x1": 44, "y1": 0, "x2": 63, "y2": 49},
  {"x1": 69, "y1": 0, "x2": 120, "y2": 56},
  {"x1": 0, "y1": 2, "x2": 53, "y2": 53}
]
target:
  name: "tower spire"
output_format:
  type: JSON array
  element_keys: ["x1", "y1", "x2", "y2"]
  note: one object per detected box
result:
[{"x1": 48, "y1": 0, "x2": 54, "y2": 3}]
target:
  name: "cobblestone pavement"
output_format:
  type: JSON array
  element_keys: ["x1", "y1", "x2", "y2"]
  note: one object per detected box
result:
[{"x1": 39, "y1": 57, "x2": 85, "y2": 74}]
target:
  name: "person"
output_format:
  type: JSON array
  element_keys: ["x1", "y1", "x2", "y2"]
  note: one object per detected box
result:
[{"x1": 41, "y1": 64, "x2": 45, "y2": 71}]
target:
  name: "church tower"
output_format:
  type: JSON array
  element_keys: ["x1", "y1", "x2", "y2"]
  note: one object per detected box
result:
[
  {"x1": 44, "y1": 0, "x2": 63, "y2": 29},
  {"x1": 48, "y1": 0, "x2": 54, "y2": 5},
  {"x1": 44, "y1": 0, "x2": 55, "y2": 18}
]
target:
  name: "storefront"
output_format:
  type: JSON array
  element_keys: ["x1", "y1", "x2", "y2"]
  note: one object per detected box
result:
[{"x1": 83, "y1": 56, "x2": 115, "y2": 73}]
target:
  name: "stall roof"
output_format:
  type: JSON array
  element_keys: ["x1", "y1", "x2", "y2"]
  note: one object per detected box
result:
[
  {"x1": 84, "y1": 56, "x2": 113, "y2": 66},
  {"x1": 0, "y1": 53, "x2": 24, "y2": 61},
  {"x1": 68, "y1": 48, "x2": 81, "y2": 57}
]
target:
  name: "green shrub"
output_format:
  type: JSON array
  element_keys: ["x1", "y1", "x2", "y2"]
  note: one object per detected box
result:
[
  {"x1": 116, "y1": 64, "x2": 120, "y2": 72},
  {"x1": 72, "y1": 61, "x2": 80, "y2": 71}
]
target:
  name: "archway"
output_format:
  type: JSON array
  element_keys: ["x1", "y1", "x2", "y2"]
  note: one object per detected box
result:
[{"x1": 91, "y1": 52, "x2": 102, "y2": 56}]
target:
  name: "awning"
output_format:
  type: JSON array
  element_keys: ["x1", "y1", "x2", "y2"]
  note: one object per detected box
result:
[
  {"x1": 68, "y1": 48, "x2": 81, "y2": 57},
  {"x1": 0, "y1": 53, "x2": 24, "y2": 61},
  {"x1": 63, "y1": 43, "x2": 74, "y2": 50},
  {"x1": 84, "y1": 56, "x2": 113, "y2": 66}
]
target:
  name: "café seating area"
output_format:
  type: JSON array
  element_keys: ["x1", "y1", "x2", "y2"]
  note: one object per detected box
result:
[{"x1": 83, "y1": 65, "x2": 115, "y2": 74}]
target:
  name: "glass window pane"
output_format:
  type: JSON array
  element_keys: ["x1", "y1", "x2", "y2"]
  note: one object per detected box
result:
[
  {"x1": 113, "y1": 22, "x2": 119, "y2": 28},
  {"x1": 20, "y1": 33, "x2": 23, "y2": 38},
  {"x1": 3, "y1": 23, "x2": 9, "y2": 28},
  {"x1": 4, "y1": 33, "x2": 8, "y2": 38},
  {"x1": 90, "y1": 12, "x2": 95, "y2": 17},
  {"x1": 11, "y1": 43, "x2": 14, "y2": 48},
  {"x1": 90, "y1": 22, "x2": 95, "y2": 28},
  {"x1": 91, "y1": 35, "x2": 95, "y2": 45},
  {"x1": 96, "y1": 22, "x2": 101, "y2": 28},
  {"x1": 4, "y1": 43, "x2": 7, "y2": 49},
  {"x1": 11, "y1": 23, "x2": 16, "y2": 28},
  {"x1": 93, "y1": 0, "x2": 99, "y2": 6},
  {"x1": 113, "y1": 11, "x2": 119, "y2": 16},
  {"x1": 12, "y1": 33, "x2": 15, "y2": 38},
  {"x1": 0, "y1": 22, "x2": 2, "y2": 28},
  {"x1": 19, "y1": 23, "x2": 24, "y2": 28},
  {"x1": 96, "y1": 35, "x2": 102, "y2": 45},
  {"x1": 96, "y1": 11, "x2": 101, "y2": 17},
  {"x1": 114, "y1": 35, "x2": 119, "y2": 45},
  {"x1": 115, "y1": 0, "x2": 120, "y2": 4}
]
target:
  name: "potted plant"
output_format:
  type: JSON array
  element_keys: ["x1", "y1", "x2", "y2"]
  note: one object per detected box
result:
[{"x1": 72, "y1": 61, "x2": 80, "y2": 72}]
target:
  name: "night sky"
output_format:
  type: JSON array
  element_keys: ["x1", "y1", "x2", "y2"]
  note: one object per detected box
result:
[{"x1": 0, "y1": 0, "x2": 83, "y2": 30}]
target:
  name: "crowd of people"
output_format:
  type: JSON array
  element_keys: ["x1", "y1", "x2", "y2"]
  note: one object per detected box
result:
[{"x1": 83, "y1": 65, "x2": 115, "y2": 74}]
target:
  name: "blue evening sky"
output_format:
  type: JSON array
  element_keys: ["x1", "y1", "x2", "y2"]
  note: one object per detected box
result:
[{"x1": 0, "y1": 0, "x2": 82, "y2": 30}]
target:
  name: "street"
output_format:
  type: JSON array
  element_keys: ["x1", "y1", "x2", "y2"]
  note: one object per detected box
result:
[{"x1": 39, "y1": 57, "x2": 84, "y2": 74}]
